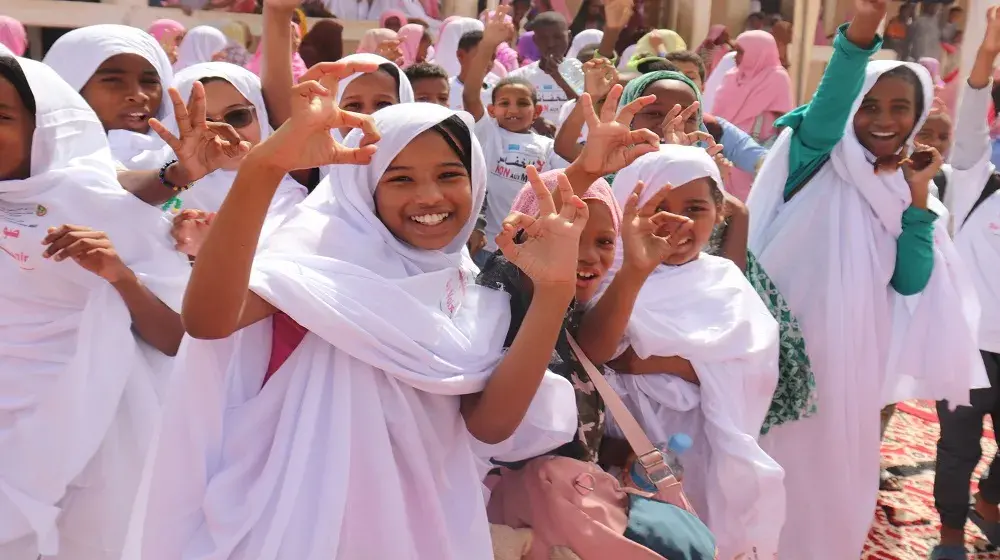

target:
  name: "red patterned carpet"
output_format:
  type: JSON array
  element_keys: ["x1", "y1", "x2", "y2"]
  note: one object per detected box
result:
[{"x1": 864, "y1": 400, "x2": 999, "y2": 560}]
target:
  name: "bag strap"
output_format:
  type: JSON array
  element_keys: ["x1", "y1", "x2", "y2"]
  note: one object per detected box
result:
[
  {"x1": 566, "y1": 335, "x2": 695, "y2": 514},
  {"x1": 963, "y1": 172, "x2": 1000, "y2": 227}
]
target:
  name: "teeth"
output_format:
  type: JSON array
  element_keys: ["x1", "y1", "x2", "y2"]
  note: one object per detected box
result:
[
  {"x1": 411, "y1": 213, "x2": 449, "y2": 225},
  {"x1": 577, "y1": 271, "x2": 596, "y2": 279},
  {"x1": 871, "y1": 131, "x2": 895, "y2": 138}
]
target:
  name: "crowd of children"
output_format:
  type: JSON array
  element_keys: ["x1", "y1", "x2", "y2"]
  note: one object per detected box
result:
[{"x1": 1, "y1": 0, "x2": 999, "y2": 558}]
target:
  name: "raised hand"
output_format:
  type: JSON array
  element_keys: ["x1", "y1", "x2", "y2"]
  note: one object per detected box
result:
[
  {"x1": 902, "y1": 143, "x2": 943, "y2": 210},
  {"x1": 981, "y1": 6, "x2": 1000, "y2": 55},
  {"x1": 375, "y1": 39, "x2": 404, "y2": 65},
  {"x1": 576, "y1": 85, "x2": 660, "y2": 176},
  {"x1": 660, "y1": 102, "x2": 710, "y2": 146},
  {"x1": 483, "y1": 5, "x2": 515, "y2": 47},
  {"x1": 149, "y1": 82, "x2": 252, "y2": 184},
  {"x1": 603, "y1": 0, "x2": 634, "y2": 30},
  {"x1": 700, "y1": 135, "x2": 733, "y2": 183},
  {"x1": 171, "y1": 209, "x2": 215, "y2": 257},
  {"x1": 253, "y1": 60, "x2": 382, "y2": 172},
  {"x1": 264, "y1": 0, "x2": 302, "y2": 11},
  {"x1": 583, "y1": 58, "x2": 617, "y2": 102},
  {"x1": 620, "y1": 181, "x2": 695, "y2": 274},
  {"x1": 497, "y1": 166, "x2": 589, "y2": 292},
  {"x1": 42, "y1": 225, "x2": 132, "y2": 283},
  {"x1": 853, "y1": 0, "x2": 888, "y2": 22}
]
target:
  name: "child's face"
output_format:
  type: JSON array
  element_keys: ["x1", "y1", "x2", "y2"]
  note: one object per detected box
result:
[
  {"x1": 575, "y1": 200, "x2": 616, "y2": 303},
  {"x1": 338, "y1": 69, "x2": 400, "y2": 136},
  {"x1": 488, "y1": 83, "x2": 540, "y2": 133},
  {"x1": 853, "y1": 75, "x2": 919, "y2": 158},
  {"x1": 202, "y1": 79, "x2": 259, "y2": 169},
  {"x1": 532, "y1": 22, "x2": 569, "y2": 60},
  {"x1": 0, "y1": 74, "x2": 34, "y2": 181},
  {"x1": 653, "y1": 178, "x2": 721, "y2": 265},
  {"x1": 418, "y1": 34, "x2": 432, "y2": 61},
  {"x1": 915, "y1": 113, "x2": 953, "y2": 158},
  {"x1": 374, "y1": 129, "x2": 473, "y2": 251},
  {"x1": 80, "y1": 54, "x2": 162, "y2": 134},
  {"x1": 631, "y1": 80, "x2": 699, "y2": 138},
  {"x1": 671, "y1": 61, "x2": 704, "y2": 91},
  {"x1": 412, "y1": 77, "x2": 450, "y2": 107}
]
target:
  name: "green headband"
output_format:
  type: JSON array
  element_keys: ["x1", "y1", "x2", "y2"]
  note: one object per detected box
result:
[{"x1": 619, "y1": 70, "x2": 704, "y2": 130}]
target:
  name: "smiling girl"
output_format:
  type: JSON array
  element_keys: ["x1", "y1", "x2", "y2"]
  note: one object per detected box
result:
[{"x1": 137, "y1": 62, "x2": 585, "y2": 560}]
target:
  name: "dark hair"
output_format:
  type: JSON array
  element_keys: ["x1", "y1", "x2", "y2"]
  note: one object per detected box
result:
[
  {"x1": 637, "y1": 59, "x2": 679, "y2": 74},
  {"x1": 747, "y1": 11, "x2": 765, "y2": 22},
  {"x1": 431, "y1": 114, "x2": 473, "y2": 174},
  {"x1": 0, "y1": 56, "x2": 36, "y2": 115},
  {"x1": 198, "y1": 76, "x2": 228, "y2": 86},
  {"x1": 570, "y1": 0, "x2": 603, "y2": 36},
  {"x1": 664, "y1": 50, "x2": 706, "y2": 81},
  {"x1": 575, "y1": 43, "x2": 600, "y2": 62},
  {"x1": 992, "y1": 81, "x2": 1000, "y2": 119},
  {"x1": 532, "y1": 11, "x2": 569, "y2": 31},
  {"x1": 880, "y1": 65, "x2": 926, "y2": 121},
  {"x1": 377, "y1": 62, "x2": 402, "y2": 94},
  {"x1": 404, "y1": 62, "x2": 449, "y2": 83},
  {"x1": 458, "y1": 31, "x2": 484, "y2": 52},
  {"x1": 491, "y1": 76, "x2": 538, "y2": 104},
  {"x1": 708, "y1": 178, "x2": 725, "y2": 210}
]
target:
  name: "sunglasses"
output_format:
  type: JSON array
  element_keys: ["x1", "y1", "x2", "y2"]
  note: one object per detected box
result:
[{"x1": 206, "y1": 107, "x2": 256, "y2": 129}]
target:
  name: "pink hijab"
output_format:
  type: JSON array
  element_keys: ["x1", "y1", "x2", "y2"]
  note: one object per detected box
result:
[
  {"x1": 398, "y1": 24, "x2": 424, "y2": 67},
  {"x1": 245, "y1": 22, "x2": 307, "y2": 82},
  {"x1": 511, "y1": 171, "x2": 620, "y2": 234},
  {"x1": 0, "y1": 16, "x2": 27, "y2": 56},
  {"x1": 357, "y1": 28, "x2": 398, "y2": 54},
  {"x1": 379, "y1": 10, "x2": 408, "y2": 29},
  {"x1": 147, "y1": 19, "x2": 186, "y2": 42},
  {"x1": 712, "y1": 30, "x2": 794, "y2": 138}
]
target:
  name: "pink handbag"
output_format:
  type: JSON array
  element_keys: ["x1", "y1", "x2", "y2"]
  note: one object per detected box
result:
[{"x1": 485, "y1": 336, "x2": 701, "y2": 559}]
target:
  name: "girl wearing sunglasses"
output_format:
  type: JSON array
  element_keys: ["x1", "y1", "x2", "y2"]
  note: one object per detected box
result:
[{"x1": 165, "y1": 62, "x2": 308, "y2": 257}]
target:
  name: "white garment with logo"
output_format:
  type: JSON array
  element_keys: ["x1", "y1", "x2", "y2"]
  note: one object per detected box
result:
[
  {"x1": 508, "y1": 62, "x2": 570, "y2": 124},
  {"x1": 448, "y1": 74, "x2": 498, "y2": 112}
]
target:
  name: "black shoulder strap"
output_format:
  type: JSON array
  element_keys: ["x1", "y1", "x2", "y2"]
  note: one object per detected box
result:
[
  {"x1": 964, "y1": 172, "x2": 1000, "y2": 226},
  {"x1": 933, "y1": 170, "x2": 948, "y2": 202}
]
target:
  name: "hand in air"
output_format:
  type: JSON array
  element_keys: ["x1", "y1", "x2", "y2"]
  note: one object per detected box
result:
[
  {"x1": 171, "y1": 209, "x2": 215, "y2": 257},
  {"x1": 498, "y1": 166, "x2": 589, "y2": 292},
  {"x1": 981, "y1": 6, "x2": 1000, "y2": 55},
  {"x1": 901, "y1": 143, "x2": 943, "y2": 209},
  {"x1": 620, "y1": 181, "x2": 695, "y2": 275},
  {"x1": 700, "y1": 135, "x2": 733, "y2": 183},
  {"x1": 483, "y1": 5, "x2": 516, "y2": 47},
  {"x1": 853, "y1": 0, "x2": 888, "y2": 21},
  {"x1": 661, "y1": 102, "x2": 711, "y2": 146},
  {"x1": 576, "y1": 85, "x2": 660, "y2": 176},
  {"x1": 150, "y1": 82, "x2": 252, "y2": 184},
  {"x1": 42, "y1": 225, "x2": 132, "y2": 283},
  {"x1": 255, "y1": 60, "x2": 382, "y2": 171},
  {"x1": 375, "y1": 39, "x2": 405, "y2": 65},
  {"x1": 583, "y1": 58, "x2": 618, "y2": 102},
  {"x1": 603, "y1": 0, "x2": 634, "y2": 30},
  {"x1": 264, "y1": 0, "x2": 302, "y2": 10}
]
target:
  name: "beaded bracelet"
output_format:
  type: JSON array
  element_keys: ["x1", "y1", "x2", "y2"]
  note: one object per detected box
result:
[{"x1": 158, "y1": 159, "x2": 192, "y2": 192}]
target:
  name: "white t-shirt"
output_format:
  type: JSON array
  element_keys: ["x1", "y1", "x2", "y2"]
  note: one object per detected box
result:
[
  {"x1": 508, "y1": 62, "x2": 571, "y2": 125},
  {"x1": 474, "y1": 116, "x2": 558, "y2": 252},
  {"x1": 448, "y1": 75, "x2": 499, "y2": 112}
]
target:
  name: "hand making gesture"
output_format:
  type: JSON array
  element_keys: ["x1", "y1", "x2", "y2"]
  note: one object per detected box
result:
[
  {"x1": 149, "y1": 82, "x2": 252, "y2": 184},
  {"x1": 620, "y1": 181, "x2": 695, "y2": 275},
  {"x1": 375, "y1": 39, "x2": 405, "y2": 65},
  {"x1": 901, "y1": 143, "x2": 943, "y2": 210},
  {"x1": 42, "y1": 225, "x2": 133, "y2": 284},
  {"x1": 575, "y1": 84, "x2": 661, "y2": 176},
  {"x1": 253, "y1": 60, "x2": 383, "y2": 172},
  {"x1": 583, "y1": 57, "x2": 618, "y2": 103},
  {"x1": 171, "y1": 209, "x2": 215, "y2": 257},
  {"x1": 483, "y1": 5, "x2": 516, "y2": 48},
  {"x1": 603, "y1": 0, "x2": 634, "y2": 30},
  {"x1": 660, "y1": 102, "x2": 711, "y2": 146},
  {"x1": 498, "y1": 166, "x2": 589, "y2": 293}
]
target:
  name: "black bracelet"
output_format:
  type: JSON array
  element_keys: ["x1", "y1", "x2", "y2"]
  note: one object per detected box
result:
[{"x1": 158, "y1": 159, "x2": 191, "y2": 192}]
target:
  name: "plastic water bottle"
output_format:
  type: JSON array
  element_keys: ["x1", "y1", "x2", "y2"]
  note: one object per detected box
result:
[
  {"x1": 557, "y1": 57, "x2": 585, "y2": 96},
  {"x1": 627, "y1": 433, "x2": 693, "y2": 492}
]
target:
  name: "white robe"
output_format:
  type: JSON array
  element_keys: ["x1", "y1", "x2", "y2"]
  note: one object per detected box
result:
[
  {"x1": 0, "y1": 54, "x2": 189, "y2": 560},
  {"x1": 747, "y1": 60, "x2": 985, "y2": 560}
]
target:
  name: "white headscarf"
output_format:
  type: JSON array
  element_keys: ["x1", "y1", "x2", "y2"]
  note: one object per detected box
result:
[
  {"x1": 325, "y1": 53, "x2": 414, "y2": 155},
  {"x1": 433, "y1": 17, "x2": 483, "y2": 77},
  {"x1": 137, "y1": 103, "x2": 515, "y2": 560},
  {"x1": 0, "y1": 54, "x2": 188, "y2": 559},
  {"x1": 42, "y1": 24, "x2": 176, "y2": 170},
  {"x1": 701, "y1": 50, "x2": 735, "y2": 114},
  {"x1": 747, "y1": 60, "x2": 985, "y2": 559},
  {"x1": 601, "y1": 145, "x2": 785, "y2": 559},
  {"x1": 567, "y1": 28, "x2": 603, "y2": 60},
  {"x1": 169, "y1": 62, "x2": 306, "y2": 241},
  {"x1": 173, "y1": 25, "x2": 228, "y2": 72}
]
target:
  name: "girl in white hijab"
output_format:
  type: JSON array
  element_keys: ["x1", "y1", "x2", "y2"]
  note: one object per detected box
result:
[
  {"x1": 165, "y1": 62, "x2": 307, "y2": 255},
  {"x1": 43, "y1": 24, "x2": 176, "y2": 170},
  {"x1": 173, "y1": 26, "x2": 228, "y2": 72},
  {"x1": 136, "y1": 61, "x2": 585, "y2": 560},
  {"x1": 433, "y1": 16, "x2": 483, "y2": 77},
  {"x1": 0, "y1": 52, "x2": 189, "y2": 560},
  {"x1": 597, "y1": 145, "x2": 785, "y2": 559},
  {"x1": 746, "y1": 5, "x2": 984, "y2": 558},
  {"x1": 567, "y1": 28, "x2": 603, "y2": 60}
]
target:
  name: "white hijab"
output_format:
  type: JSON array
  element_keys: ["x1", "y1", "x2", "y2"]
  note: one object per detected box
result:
[
  {"x1": 0, "y1": 54, "x2": 188, "y2": 559},
  {"x1": 700, "y1": 50, "x2": 735, "y2": 114},
  {"x1": 137, "y1": 104, "x2": 515, "y2": 560},
  {"x1": 567, "y1": 28, "x2": 603, "y2": 60},
  {"x1": 169, "y1": 62, "x2": 306, "y2": 241},
  {"x1": 601, "y1": 145, "x2": 785, "y2": 559},
  {"x1": 747, "y1": 60, "x2": 984, "y2": 559},
  {"x1": 433, "y1": 17, "x2": 483, "y2": 77},
  {"x1": 42, "y1": 24, "x2": 176, "y2": 171},
  {"x1": 173, "y1": 26, "x2": 228, "y2": 72}
]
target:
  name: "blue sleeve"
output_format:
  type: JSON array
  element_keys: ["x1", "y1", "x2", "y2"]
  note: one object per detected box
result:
[
  {"x1": 782, "y1": 24, "x2": 883, "y2": 200},
  {"x1": 890, "y1": 207, "x2": 937, "y2": 295},
  {"x1": 717, "y1": 118, "x2": 768, "y2": 174}
]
